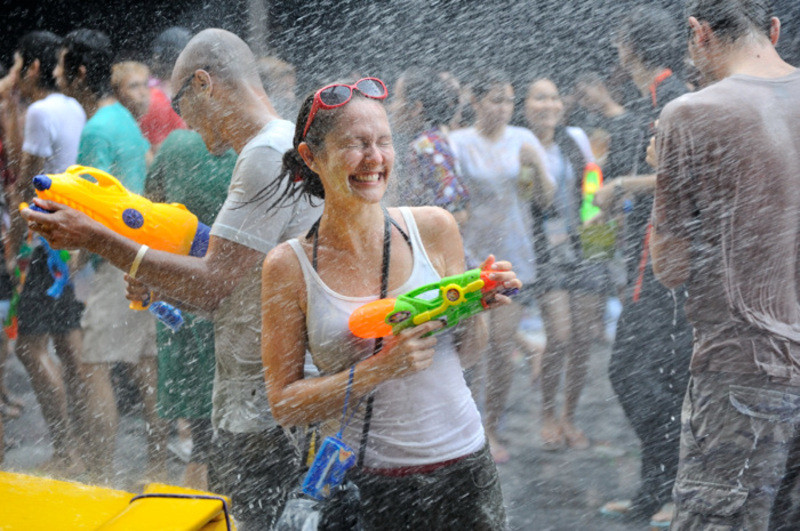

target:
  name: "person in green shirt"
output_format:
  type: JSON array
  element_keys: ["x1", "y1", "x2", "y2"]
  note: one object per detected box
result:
[{"x1": 144, "y1": 128, "x2": 236, "y2": 489}]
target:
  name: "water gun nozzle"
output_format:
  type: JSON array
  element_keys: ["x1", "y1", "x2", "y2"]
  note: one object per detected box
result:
[{"x1": 33, "y1": 175, "x2": 52, "y2": 192}]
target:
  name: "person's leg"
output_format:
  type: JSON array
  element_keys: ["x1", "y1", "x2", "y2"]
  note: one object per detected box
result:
[
  {"x1": 771, "y1": 431, "x2": 800, "y2": 530},
  {"x1": 431, "y1": 444, "x2": 507, "y2": 529},
  {"x1": 182, "y1": 417, "x2": 212, "y2": 490},
  {"x1": 537, "y1": 290, "x2": 571, "y2": 449},
  {"x1": 672, "y1": 372, "x2": 800, "y2": 530},
  {"x1": 51, "y1": 329, "x2": 88, "y2": 468},
  {"x1": 14, "y1": 333, "x2": 80, "y2": 471},
  {"x1": 604, "y1": 300, "x2": 682, "y2": 518},
  {"x1": 484, "y1": 300, "x2": 524, "y2": 462},
  {"x1": 213, "y1": 428, "x2": 302, "y2": 530},
  {"x1": 134, "y1": 355, "x2": 168, "y2": 483},
  {"x1": 0, "y1": 324, "x2": 23, "y2": 418},
  {"x1": 80, "y1": 361, "x2": 118, "y2": 484},
  {"x1": 560, "y1": 291, "x2": 603, "y2": 449}
]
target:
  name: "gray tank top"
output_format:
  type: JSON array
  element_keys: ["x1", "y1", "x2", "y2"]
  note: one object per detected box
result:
[{"x1": 287, "y1": 207, "x2": 484, "y2": 468}]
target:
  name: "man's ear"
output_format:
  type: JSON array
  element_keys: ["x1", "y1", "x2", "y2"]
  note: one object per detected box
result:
[
  {"x1": 27, "y1": 58, "x2": 41, "y2": 79},
  {"x1": 297, "y1": 142, "x2": 317, "y2": 173},
  {"x1": 77, "y1": 64, "x2": 87, "y2": 82},
  {"x1": 769, "y1": 16, "x2": 781, "y2": 46},
  {"x1": 688, "y1": 16, "x2": 707, "y2": 47},
  {"x1": 196, "y1": 69, "x2": 213, "y2": 96}
]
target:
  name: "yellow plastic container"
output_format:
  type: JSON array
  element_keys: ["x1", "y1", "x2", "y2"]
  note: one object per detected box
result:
[{"x1": 0, "y1": 471, "x2": 236, "y2": 530}]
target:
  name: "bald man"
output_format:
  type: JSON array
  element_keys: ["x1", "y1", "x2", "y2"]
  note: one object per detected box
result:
[{"x1": 23, "y1": 28, "x2": 322, "y2": 528}]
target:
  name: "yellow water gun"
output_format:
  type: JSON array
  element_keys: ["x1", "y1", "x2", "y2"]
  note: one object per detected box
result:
[
  {"x1": 31, "y1": 165, "x2": 209, "y2": 258},
  {"x1": 28, "y1": 165, "x2": 210, "y2": 325}
]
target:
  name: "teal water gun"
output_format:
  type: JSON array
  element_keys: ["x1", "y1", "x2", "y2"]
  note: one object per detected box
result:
[{"x1": 348, "y1": 257, "x2": 518, "y2": 339}]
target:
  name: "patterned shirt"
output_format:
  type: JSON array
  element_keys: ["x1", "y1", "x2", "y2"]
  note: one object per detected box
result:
[{"x1": 405, "y1": 127, "x2": 469, "y2": 213}]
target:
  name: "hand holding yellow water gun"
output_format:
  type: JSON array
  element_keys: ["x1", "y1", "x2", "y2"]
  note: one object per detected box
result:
[{"x1": 23, "y1": 165, "x2": 210, "y2": 331}]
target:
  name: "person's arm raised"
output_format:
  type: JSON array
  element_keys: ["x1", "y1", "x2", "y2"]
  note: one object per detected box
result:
[{"x1": 21, "y1": 198, "x2": 263, "y2": 313}]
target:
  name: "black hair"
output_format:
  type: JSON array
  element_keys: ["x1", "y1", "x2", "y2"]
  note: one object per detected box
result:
[
  {"x1": 616, "y1": 6, "x2": 683, "y2": 70},
  {"x1": 16, "y1": 31, "x2": 62, "y2": 92},
  {"x1": 686, "y1": 0, "x2": 773, "y2": 43},
  {"x1": 401, "y1": 67, "x2": 461, "y2": 127},
  {"x1": 151, "y1": 27, "x2": 192, "y2": 79},
  {"x1": 469, "y1": 69, "x2": 512, "y2": 100},
  {"x1": 62, "y1": 29, "x2": 113, "y2": 97},
  {"x1": 251, "y1": 82, "x2": 384, "y2": 210}
]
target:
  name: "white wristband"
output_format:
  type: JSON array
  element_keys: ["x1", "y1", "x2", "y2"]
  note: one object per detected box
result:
[{"x1": 128, "y1": 244, "x2": 149, "y2": 279}]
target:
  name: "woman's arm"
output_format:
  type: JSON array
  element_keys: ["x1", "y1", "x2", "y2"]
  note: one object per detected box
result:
[
  {"x1": 412, "y1": 207, "x2": 520, "y2": 368},
  {"x1": 261, "y1": 242, "x2": 443, "y2": 428},
  {"x1": 520, "y1": 142, "x2": 555, "y2": 209}
]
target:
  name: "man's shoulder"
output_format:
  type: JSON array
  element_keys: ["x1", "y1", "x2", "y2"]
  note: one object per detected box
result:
[
  {"x1": 160, "y1": 128, "x2": 203, "y2": 151},
  {"x1": 28, "y1": 93, "x2": 84, "y2": 120},
  {"x1": 241, "y1": 118, "x2": 295, "y2": 156},
  {"x1": 85, "y1": 103, "x2": 133, "y2": 131},
  {"x1": 660, "y1": 86, "x2": 729, "y2": 126}
]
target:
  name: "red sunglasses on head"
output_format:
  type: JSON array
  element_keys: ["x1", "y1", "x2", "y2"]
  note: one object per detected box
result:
[{"x1": 301, "y1": 77, "x2": 388, "y2": 140}]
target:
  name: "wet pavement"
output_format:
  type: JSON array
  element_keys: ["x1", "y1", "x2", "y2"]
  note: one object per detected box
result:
[{"x1": 2, "y1": 299, "x2": 654, "y2": 530}]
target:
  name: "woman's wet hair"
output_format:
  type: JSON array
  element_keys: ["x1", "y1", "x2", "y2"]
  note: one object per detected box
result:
[{"x1": 251, "y1": 81, "x2": 383, "y2": 210}]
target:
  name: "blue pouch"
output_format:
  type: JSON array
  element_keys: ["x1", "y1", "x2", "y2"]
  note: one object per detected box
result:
[{"x1": 301, "y1": 435, "x2": 357, "y2": 500}]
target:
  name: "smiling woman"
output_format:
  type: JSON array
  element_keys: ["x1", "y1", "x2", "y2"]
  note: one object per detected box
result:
[{"x1": 260, "y1": 78, "x2": 522, "y2": 529}]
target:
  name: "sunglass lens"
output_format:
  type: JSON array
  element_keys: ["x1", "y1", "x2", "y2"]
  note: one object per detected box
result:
[
  {"x1": 319, "y1": 85, "x2": 353, "y2": 106},
  {"x1": 356, "y1": 79, "x2": 386, "y2": 98}
]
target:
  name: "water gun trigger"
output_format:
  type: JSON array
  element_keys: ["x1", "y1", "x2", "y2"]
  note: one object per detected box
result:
[
  {"x1": 130, "y1": 291, "x2": 152, "y2": 311},
  {"x1": 19, "y1": 202, "x2": 53, "y2": 214},
  {"x1": 478, "y1": 255, "x2": 507, "y2": 294}
]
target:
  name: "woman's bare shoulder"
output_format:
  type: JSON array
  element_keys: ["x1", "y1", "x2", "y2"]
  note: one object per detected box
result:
[
  {"x1": 407, "y1": 206, "x2": 459, "y2": 241},
  {"x1": 262, "y1": 240, "x2": 306, "y2": 301}
]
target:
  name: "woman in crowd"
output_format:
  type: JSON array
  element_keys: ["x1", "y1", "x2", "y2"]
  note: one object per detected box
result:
[
  {"x1": 448, "y1": 69, "x2": 551, "y2": 463},
  {"x1": 523, "y1": 77, "x2": 606, "y2": 450},
  {"x1": 261, "y1": 77, "x2": 520, "y2": 528}
]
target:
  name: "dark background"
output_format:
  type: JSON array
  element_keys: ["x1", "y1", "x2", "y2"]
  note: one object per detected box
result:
[{"x1": 2, "y1": 0, "x2": 800, "y2": 95}]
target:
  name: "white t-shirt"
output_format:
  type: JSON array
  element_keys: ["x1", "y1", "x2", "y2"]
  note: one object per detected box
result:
[
  {"x1": 210, "y1": 119, "x2": 323, "y2": 433},
  {"x1": 449, "y1": 125, "x2": 550, "y2": 284},
  {"x1": 22, "y1": 93, "x2": 86, "y2": 173}
]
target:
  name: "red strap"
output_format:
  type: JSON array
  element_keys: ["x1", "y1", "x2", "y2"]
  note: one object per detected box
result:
[
  {"x1": 632, "y1": 223, "x2": 652, "y2": 303},
  {"x1": 649, "y1": 68, "x2": 673, "y2": 108},
  {"x1": 361, "y1": 453, "x2": 470, "y2": 477}
]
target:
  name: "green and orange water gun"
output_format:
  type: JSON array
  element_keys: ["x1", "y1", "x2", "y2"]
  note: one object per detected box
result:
[
  {"x1": 579, "y1": 162, "x2": 603, "y2": 223},
  {"x1": 348, "y1": 257, "x2": 518, "y2": 339}
]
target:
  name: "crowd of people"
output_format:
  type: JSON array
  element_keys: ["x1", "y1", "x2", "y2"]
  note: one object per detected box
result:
[{"x1": 2, "y1": 0, "x2": 800, "y2": 529}]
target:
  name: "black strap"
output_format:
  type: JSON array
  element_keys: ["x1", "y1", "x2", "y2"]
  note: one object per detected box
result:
[
  {"x1": 305, "y1": 207, "x2": 409, "y2": 272},
  {"x1": 306, "y1": 206, "x2": 410, "y2": 466}
]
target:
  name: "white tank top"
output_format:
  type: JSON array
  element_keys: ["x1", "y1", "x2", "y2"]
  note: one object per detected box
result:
[{"x1": 287, "y1": 207, "x2": 485, "y2": 468}]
